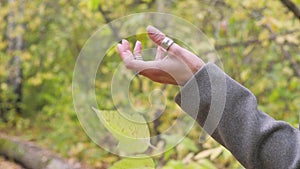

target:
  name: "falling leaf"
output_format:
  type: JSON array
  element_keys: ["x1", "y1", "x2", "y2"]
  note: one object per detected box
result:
[{"x1": 92, "y1": 107, "x2": 152, "y2": 154}]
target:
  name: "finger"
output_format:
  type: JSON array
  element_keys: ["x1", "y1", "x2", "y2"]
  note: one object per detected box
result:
[
  {"x1": 147, "y1": 25, "x2": 205, "y2": 72},
  {"x1": 117, "y1": 40, "x2": 156, "y2": 72},
  {"x1": 133, "y1": 40, "x2": 142, "y2": 58},
  {"x1": 146, "y1": 25, "x2": 165, "y2": 45},
  {"x1": 155, "y1": 46, "x2": 165, "y2": 60},
  {"x1": 117, "y1": 44, "x2": 134, "y2": 61},
  {"x1": 122, "y1": 39, "x2": 130, "y2": 51},
  {"x1": 146, "y1": 25, "x2": 183, "y2": 57},
  {"x1": 117, "y1": 39, "x2": 130, "y2": 54},
  {"x1": 117, "y1": 44, "x2": 125, "y2": 59}
]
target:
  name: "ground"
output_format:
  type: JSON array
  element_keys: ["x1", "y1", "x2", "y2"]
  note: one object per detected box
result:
[{"x1": 0, "y1": 156, "x2": 24, "y2": 169}]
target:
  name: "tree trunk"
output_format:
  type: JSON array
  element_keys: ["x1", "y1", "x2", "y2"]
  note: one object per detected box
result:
[
  {"x1": 6, "y1": 0, "x2": 23, "y2": 114},
  {"x1": 0, "y1": 133, "x2": 89, "y2": 169},
  {"x1": 280, "y1": 0, "x2": 300, "y2": 20}
]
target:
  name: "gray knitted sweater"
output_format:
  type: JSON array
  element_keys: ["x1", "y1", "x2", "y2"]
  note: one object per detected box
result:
[{"x1": 175, "y1": 63, "x2": 300, "y2": 169}]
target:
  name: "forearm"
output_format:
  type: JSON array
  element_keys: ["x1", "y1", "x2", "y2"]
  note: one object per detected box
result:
[{"x1": 175, "y1": 63, "x2": 300, "y2": 169}]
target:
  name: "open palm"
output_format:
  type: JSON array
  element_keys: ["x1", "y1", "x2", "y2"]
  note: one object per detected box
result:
[{"x1": 117, "y1": 26, "x2": 205, "y2": 86}]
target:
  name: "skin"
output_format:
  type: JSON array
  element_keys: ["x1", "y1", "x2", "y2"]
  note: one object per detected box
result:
[{"x1": 117, "y1": 25, "x2": 205, "y2": 86}]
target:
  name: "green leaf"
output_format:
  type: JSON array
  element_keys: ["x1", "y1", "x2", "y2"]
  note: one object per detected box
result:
[
  {"x1": 162, "y1": 160, "x2": 185, "y2": 169},
  {"x1": 180, "y1": 137, "x2": 199, "y2": 152},
  {"x1": 92, "y1": 107, "x2": 151, "y2": 154},
  {"x1": 197, "y1": 159, "x2": 218, "y2": 169},
  {"x1": 109, "y1": 158, "x2": 155, "y2": 169},
  {"x1": 87, "y1": 0, "x2": 100, "y2": 10}
]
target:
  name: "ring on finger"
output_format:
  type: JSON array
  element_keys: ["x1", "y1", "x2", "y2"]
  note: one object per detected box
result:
[
  {"x1": 135, "y1": 55, "x2": 143, "y2": 60},
  {"x1": 161, "y1": 37, "x2": 174, "y2": 51}
]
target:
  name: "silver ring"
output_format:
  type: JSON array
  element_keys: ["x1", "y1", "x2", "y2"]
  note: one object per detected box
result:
[
  {"x1": 161, "y1": 37, "x2": 174, "y2": 50},
  {"x1": 135, "y1": 56, "x2": 143, "y2": 60}
]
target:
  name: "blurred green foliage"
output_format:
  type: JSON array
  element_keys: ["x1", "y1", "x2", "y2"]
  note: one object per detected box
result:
[{"x1": 0, "y1": 0, "x2": 299, "y2": 168}]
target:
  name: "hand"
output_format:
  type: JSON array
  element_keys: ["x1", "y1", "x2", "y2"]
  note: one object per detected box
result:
[{"x1": 117, "y1": 25, "x2": 205, "y2": 86}]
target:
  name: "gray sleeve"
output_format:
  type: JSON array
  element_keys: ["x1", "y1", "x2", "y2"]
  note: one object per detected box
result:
[{"x1": 175, "y1": 63, "x2": 300, "y2": 169}]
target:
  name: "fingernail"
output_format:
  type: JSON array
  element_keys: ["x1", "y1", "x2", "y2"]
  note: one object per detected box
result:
[
  {"x1": 146, "y1": 25, "x2": 157, "y2": 32},
  {"x1": 136, "y1": 40, "x2": 142, "y2": 47},
  {"x1": 116, "y1": 44, "x2": 123, "y2": 52}
]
